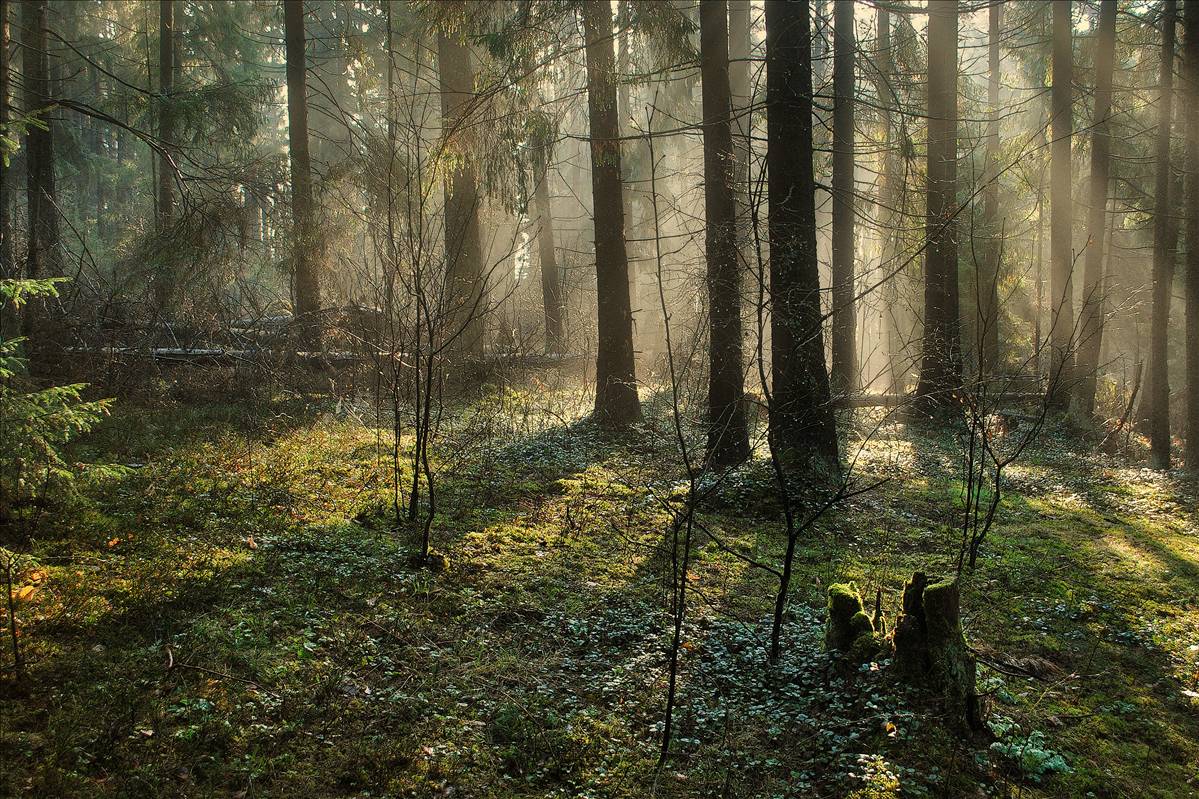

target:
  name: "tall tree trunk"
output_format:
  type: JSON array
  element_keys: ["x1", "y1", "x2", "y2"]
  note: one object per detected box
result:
[
  {"x1": 582, "y1": 0, "x2": 642, "y2": 426},
  {"x1": 875, "y1": 4, "x2": 904, "y2": 396},
  {"x1": 765, "y1": 0, "x2": 839, "y2": 466},
  {"x1": 0, "y1": 0, "x2": 11, "y2": 281},
  {"x1": 22, "y1": 0, "x2": 58, "y2": 282},
  {"x1": 701, "y1": 0, "x2": 750, "y2": 467},
  {"x1": 1072, "y1": 0, "x2": 1117, "y2": 420},
  {"x1": 1147, "y1": 0, "x2": 1177, "y2": 469},
  {"x1": 153, "y1": 0, "x2": 174, "y2": 311},
  {"x1": 729, "y1": 0, "x2": 751, "y2": 270},
  {"x1": 1048, "y1": 0, "x2": 1074, "y2": 409},
  {"x1": 437, "y1": 32, "x2": 486, "y2": 359},
  {"x1": 533, "y1": 147, "x2": 563, "y2": 354},
  {"x1": 284, "y1": 0, "x2": 322, "y2": 345},
  {"x1": 830, "y1": 0, "x2": 856, "y2": 396},
  {"x1": 914, "y1": 0, "x2": 961, "y2": 408},
  {"x1": 978, "y1": 1, "x2": 1002, "y2": 376},
  {"x1": 1187, "y1": 0, "x2": 1199, "y2": 470}
]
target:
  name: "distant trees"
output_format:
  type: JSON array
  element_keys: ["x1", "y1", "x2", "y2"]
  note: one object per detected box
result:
[
  {"x1": 283, "y1": 0, "x2": 321, "y2": 346},
  {"x1": 699, "y1": 0, "x2": 749, "y2": 467},
  {"x1": 829, "y1": 0, "x2": 855, "y2": 396},
  {"x1": 765, "y1": 0, "x2": 838, "y2": 466},
  {"x1": 1147, "y1": 0, "x2": 1177, "y2": 469},
  {"x1": 914, "y1": 0, "x2": 960, "y2": 409},
  {"x1": 530, "y1": 118, "x2": 564, "y2": 355},
  {"x1": 1048, "y1": 0, "x2": 1074, "y2": 410},
  {"x1": 581, "y1": 0, "x2": 641, "y2": 427}
]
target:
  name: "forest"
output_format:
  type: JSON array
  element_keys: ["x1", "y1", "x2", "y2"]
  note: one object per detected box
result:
[{"x1": 1, "y1": 0, "x2": 1198, "y2": 796}]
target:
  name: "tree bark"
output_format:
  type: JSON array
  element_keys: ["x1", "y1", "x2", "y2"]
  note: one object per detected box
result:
[
  {"x1": 729, "y1": 0, "x2": 751, "y2": 271},
  {"x1": 830, "y1": 0, "x2": 856, "y2": 396},
  {"x1": 153, "y1": 0, "x2": 175, "y2": 311},
  {"x1": 701, "y1": 0, "x2": 750, "y2": 467},
  {"x1": 765, "y1": 0, "x2": 839, "y2": 467},
  {"x1": 0, "y1": 0, "x2": 10, "y2": 281},
  {"x1": 582, "y1": 0, "x2": 642, "y2": 427},
  {"x1": 437, "y1": 32, "x2": 486, "y2": 359},
  {"x1": 914, "y1": 0, "x2": 961, "y2": 409},
  {"x1": 284, "y1": 0, "x2": 322, "y2": 345},
  {"x1": 1048, "y1": 0, "x2": 1074, "y2": 409},
  {"x1": 978, "y1": 1, "x2": 1002, "y2": 376},
  {"x1": 1187, "y1": 0, "x2": 1199, "y2": 470},
  {"x1": 1147, "y1": 0, "x2": 1177, "y2": 469},
  {"x1": 22, "y1": 0, "x2": 58, "y2": 282},
  {"x1": 532, "y1": 132, "x2": 563, "y2": 354},
  {"x1": 1072, "y1": 0, "x2": 1117, "y2": 420}
]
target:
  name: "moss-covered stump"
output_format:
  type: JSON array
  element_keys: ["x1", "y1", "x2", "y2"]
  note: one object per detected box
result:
[
  {"x1": 893, "y1": 572, "x2": 983, "y2": 730},
  {"x1": 825, "y1": 582, "x2": 887, "y2": 663}
]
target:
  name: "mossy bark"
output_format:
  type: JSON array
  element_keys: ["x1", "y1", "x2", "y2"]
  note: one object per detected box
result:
[
  {"x1": 825, "y1": 582, "x2": 886, "y2": 663},
  {"x1": 893, "y1": 572, "x2": 983, "y2": 730}
]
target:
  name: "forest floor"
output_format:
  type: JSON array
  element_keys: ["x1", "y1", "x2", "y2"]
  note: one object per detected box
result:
[{"x1": 2, "y1": 380, "x2": 1198, "y2": 798}]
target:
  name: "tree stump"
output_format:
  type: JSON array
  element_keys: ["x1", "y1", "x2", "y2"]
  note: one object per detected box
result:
[
  {"x1": 825, "y1": 582, "x2": 887, "y2": 663},
  {"x1": 893, "y1": 572, "x2": 983, "y2": 730}
]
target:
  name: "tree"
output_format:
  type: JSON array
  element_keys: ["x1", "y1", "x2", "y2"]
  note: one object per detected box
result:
[
  {"x1": 914, "y1": 0, "x2": 961, "y2": 409},
  {"x1": 153, "y1": 0, "x2": 175, "y2": 312},
  {"x1": 0, "y1": 0, "x2": 10, "y2": 282},
  {"x1": 874, "y1": 3, "x2": 905, "y2": 396},
  {"x1": 437, "y1": 31, "x2": 486, "y2": 359},
  {"x1": 830, "y1": 0, "x2": 855, "y2": 396},
  {"x1": 1147, "y1": 0, "x2": 1176, "y2": 469},
  {"x1": 530, "y1": 118, "x2": 564, "y2": 354},
  {"x1": 978, "y1": 0, "x2": 1002, "y2": 376},
  {"x1": 1187, "y1": 0, "x2": 1199, "y2": 470},
  {"x1": 729, "y1": 0, "x2": 751, "y2": 267},
  {"x1": 700, "y1": 0, "x2": 749, "y2": 467},
  {"x1": 765, "y1": 0, "x2": 838, "y2": 466},
  {"x1": 1072, "y1": 0, "x2": 1117, "y2": 420},
  {"x1": 22, "y1": 0, "x2": 59, "y2": 285},
  {"x1": 1047, "y1": 0, "x2": 1074, "y2": 409},
  {"x1": 284, "y1": 0, "x2": 321, "y2": 345},
  {"x1": 581, "y1": 0, "x2": 642, "y2": 427}
]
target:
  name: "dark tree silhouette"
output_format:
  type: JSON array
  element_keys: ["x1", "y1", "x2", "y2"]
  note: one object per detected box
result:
[
  {"x1": 830, "y1": 0, "x2": 856, "y2": 396},
  {"x1": 1048, "y1": 0, "x2": 1074, "y2": 409},
  {"x1": 700, "y1": 0, "x2": 749, "y2": 467},
  {"x1": 284, "y1": 0, "x2": 321, "y2": 345},
  {"x1": 978, "y1": 0, "x2": 1001, "y2": 376},
  {"x1": 581, "y1": 0, "x2": 641, "y2": 427},
  {"x1": 914, "y1": 0, "x2": 961, "y2": 409},
  {"x1": 1187, "y1": 0, "x2": 1199, "y2": 470},
  {"x1": 765, "y1": 0, "x2": 838, "y2": 467}
]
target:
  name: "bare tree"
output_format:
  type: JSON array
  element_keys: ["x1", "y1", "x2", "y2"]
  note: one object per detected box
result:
[
  {"x1": 284, "y1": 0, "x2": 322, "y2": 346},
  {"x1": 1048, "y1": 0, "x2": 1074, "y2": 410},
  {"x1": 830, "y1": 0, "x2": 855, "y2": 396}
]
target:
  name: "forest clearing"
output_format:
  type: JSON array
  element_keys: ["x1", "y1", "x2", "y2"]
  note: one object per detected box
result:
[{"x1": 5, "y1": 0, "x2": 1199, "y2": 796}]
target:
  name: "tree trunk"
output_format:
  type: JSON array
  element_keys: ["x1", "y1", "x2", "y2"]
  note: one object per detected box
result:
[
  {"x1": 437, "y1": 32, "x2": 486, "y2": 359},
  {"x1": 874, "y1": 5, "x2": 905, "y2": 397},
  {"x1": 284, "y1": 0, "x2": 322, "y2": 344},
  {"x1": 729, "y1": 0, "x2": 751, "y2": 271},
  {"x1": 701, "y1": 0, "x2": 750, "y2": 467},
  {"x1": 1147, "y1": 0, "x2": 1177, "y2": 469},
  {"x1": 765, "y1": 0, "x2": 839, "y2": 467},
  {"x1": 1187, "y1": 0, "x2": 1199, "y2": 470},
  {"x1": 0, "y1": 0, "x2": 10, "y2": 281},
  {"x1": 22, "y1": 0, "x2": 58, "y2": 282},
  {"x1": 1072, "y1": 0, "x2": 1117, "y2": 420},
  {"x1": 978, "y1": 1, "x2": 1002, "y2": 376},
  {"x1": 914, "y1": 0, "x2": 961, "y2": 409},
  {"x1": 830, "y1": 0, "x2": 856, "y2": 396},
  {"x1": 1047, "y1": 0, "x2": 1074, "y2": 409},
  {"x1": 153, "y1": 0, "x2": 175, "y2": 311},
  {"x1": 534, "y1": 156, "x2": 563, "y2": 354},
  {"x1": 582, "y1": 0, "x2": 642, "y2": 427}
]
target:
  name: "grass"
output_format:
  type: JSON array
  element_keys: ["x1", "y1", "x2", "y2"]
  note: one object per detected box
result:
[{"x1": 2, "y1": 385, "x2": 1198, "y2": 797}]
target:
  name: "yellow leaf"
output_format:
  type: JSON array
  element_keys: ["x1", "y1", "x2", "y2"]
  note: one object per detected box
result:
[{"x1": 13, "y1": 585, "x2": 36, "y2": 602}]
